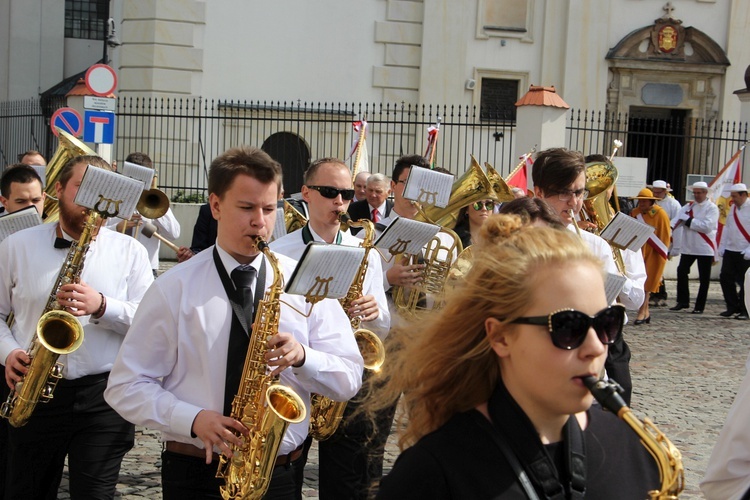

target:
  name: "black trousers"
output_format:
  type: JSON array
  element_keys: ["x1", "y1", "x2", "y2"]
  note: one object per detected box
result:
[
  {"x1": 4, "y1": 373, "x2": 134, "y2": 500},
  {"x1": 676, "y1": 254, "x2": 714, "y2": 311},
  {"x1": 0, "y1": 369, "x2": 8, "y2": 500},
  {"x1": 316, "y1": 394, "x2": 398, "y2": 500},
  {"x1": 604, "y1": 335, "x2": 632, "y2": 406},
  {"x1": 162, "y1": 449, "x2": 304, "y2": 500},
  {"x1": 720, "y1": 250, "x2": 750, "y2": 314}
]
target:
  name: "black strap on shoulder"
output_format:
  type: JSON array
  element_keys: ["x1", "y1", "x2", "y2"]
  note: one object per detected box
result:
[
  {"x1": 565, "y1": 416, "x2": 586, "y2": 500},
  {"x1": 212, "y1": 247, "x2": 266, "y2": 334},
  {"x1": 470, "y1": 411, "x2": 541, "y2": 500}
]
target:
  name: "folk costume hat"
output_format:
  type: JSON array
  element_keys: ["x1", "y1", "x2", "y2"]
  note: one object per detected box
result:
[
  {"x1": 648, "y1": 180, "x2": 672, "y2": 192},
  {"x1": 630, "y1": 188, "x2": 659, "y2": 201},
  {"x1": 687, "y1": 181, "x2": 709, "y2": 191},
  {"x1": 729, "y1": 183, "x2": 748, "y2": 192}
]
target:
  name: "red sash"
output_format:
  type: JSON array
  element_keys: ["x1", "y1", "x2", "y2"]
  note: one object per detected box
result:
[
  {"x1": 636, "y1": 213, "x2": 668, "y2": 260},
  {"x1": 686, "y1": 206, "x2": 716, "y2": 251},
  {"x1": 732, "y1": 206, "x2": 750, "y2": 242}
]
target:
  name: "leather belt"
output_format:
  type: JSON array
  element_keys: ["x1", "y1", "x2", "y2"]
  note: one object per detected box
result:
[{"x1": 164, "y1": 441, "x2": 303, "y2": 468}]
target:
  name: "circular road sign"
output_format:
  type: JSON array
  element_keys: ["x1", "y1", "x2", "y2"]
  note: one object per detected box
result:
[
  {"x1": 85, "y1": 64, "x2": 118, "y2": 97},
  {"x1": 50, "y1": 107, "x2": 84, "y2": 137}
]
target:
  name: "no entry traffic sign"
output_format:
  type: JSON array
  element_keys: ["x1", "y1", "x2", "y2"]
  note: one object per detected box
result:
[
  {"x1": 50, "y1": 107, "x2": 83, "y2": 137},
  {"x1": 85, "y1": 64, "x2": 118, "y2": 97}
]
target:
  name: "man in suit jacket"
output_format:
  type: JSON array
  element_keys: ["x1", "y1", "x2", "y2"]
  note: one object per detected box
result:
[{"x1": 347, "y1": 173, "x2": 392, "y2": 234}]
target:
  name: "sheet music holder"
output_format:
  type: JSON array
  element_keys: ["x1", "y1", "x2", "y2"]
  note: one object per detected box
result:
[
  {"x1": 604, "y1": 272, "x2": 627, "y2": 305},
  {"x1": 599, "y1": 211, "x2": 655, "y2": 251},
  {"x1": 372, "y1": 217, "x2": 441, "y2": 259},
  {"x1": 403, "y1": 166, "x2": 454, "y2": 208},
  {"x1": 284, "y1": 242, "x2": 365, "y2": 303},
  {"x1": 270, "y1": 200, "x2": 287, "y2": 242},
  {"x1": 29, "y1": 165, "x2": 47, "y2": 188},
  {"x1": 74, "y1": 165, "x2": 144, "y2": 220},
  {"x1": 0, "y1": 205, "x2": 43, "y2": 242},
  {"x1": 120, "y1": 161, "x2": 155, "y2": 189}
]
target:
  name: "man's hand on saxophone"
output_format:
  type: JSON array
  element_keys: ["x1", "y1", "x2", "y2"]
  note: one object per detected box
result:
[
  {"x1": 265, "y1": 331, "x2": 306, "y2": 376},
  {"x1": 191, "y1": 409, "x2": 249, "y2": 464},
  {"x1": 56, "y1": 280, "x2": 103, "y2": 317},
  {"x1": 4, "y1": 349, "x2": 30, "y2": 389},
  {"x1": 347, "y1": 294, "x2": 380, "y2": 322}
]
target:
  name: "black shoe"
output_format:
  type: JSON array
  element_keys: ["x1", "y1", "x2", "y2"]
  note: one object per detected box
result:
[
  {"x1": 691, "y1": 309, "x2": 704, "y2": 314},
  {"x1": 633, "y1": 316, "x2": 651, "y2": 325},
  {"x1": 736, "y1": 313, "x2": 749, "y2": 320},
  {"x1": 669, "y1": 304, "x2": 689, "y2": 311},
  {"x1": 720, "y1": 310, "x2": 737, "y2": 317}
]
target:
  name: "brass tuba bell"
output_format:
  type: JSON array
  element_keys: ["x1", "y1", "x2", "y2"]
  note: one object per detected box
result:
[
  {"x1": 583, "y1": 160, "x2": 626, "y2": 274},
  {"x1": 43, "y1": 129, "x2": 98, "y2": 223}
]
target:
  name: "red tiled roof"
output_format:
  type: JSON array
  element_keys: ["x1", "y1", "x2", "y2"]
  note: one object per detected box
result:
[
  {"x1": 65, "y1": 78, "x2": 116, "y2": 98},
  {"x1": 515, "y1": 85, "x2": 569, "y2": 109}
]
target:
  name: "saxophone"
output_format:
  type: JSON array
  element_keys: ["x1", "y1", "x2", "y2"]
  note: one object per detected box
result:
[
  {"x1": 0, "y1": 211, "x2": 100, "y2": 427},
  {"x1": 308, "y1": 214, "x2": 385, "y2": 441},
  {"x1": 217, "y1": 237, "x2": 307, "y2": 500},
  {"x1": 583, "y1": 376, "x2": 684, "y2": 499}
]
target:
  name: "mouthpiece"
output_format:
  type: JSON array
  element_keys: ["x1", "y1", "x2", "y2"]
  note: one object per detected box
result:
[
  {"x1": 337, "y1": 212, "x2": 352, "y2": 224},
  {"x1": 583, "y1": 376, "x2": 629, "y2": 414},
  {"x1": 255, "y1": 237, "x2": 269, "y2": 252}
]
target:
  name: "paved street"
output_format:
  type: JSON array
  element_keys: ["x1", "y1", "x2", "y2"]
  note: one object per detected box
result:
[{"x1": 57, "y1": 277, "x2": 750, "y2": 498}]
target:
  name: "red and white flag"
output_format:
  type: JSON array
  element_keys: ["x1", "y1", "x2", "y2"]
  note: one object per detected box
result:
[
  {"x1": 708, "y1": 146, "x2": 744, "y2": 246},
  {"x1": 506, "y1": 151, "x2": 534, "y2": 191},
  {"x1": 349, "y1": 120, "x2": 369, "y2": 175},
  {"x1": 424, "y1": 117, "x2": 441, "y2": 169}
]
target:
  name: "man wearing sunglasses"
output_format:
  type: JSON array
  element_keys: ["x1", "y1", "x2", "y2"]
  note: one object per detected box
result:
[
  {"x1": 532, "y1": 148, "x2": 646, "y2": 405},
  {"x1": 270, "y1": 157, "x2": 390, "y2": 500}
]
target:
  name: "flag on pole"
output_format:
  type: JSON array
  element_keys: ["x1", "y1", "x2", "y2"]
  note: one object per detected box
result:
[
  {"x1": 506, "y1": 151, "x2": 534, "y2": 191},
  {"x1": 349, "y1": 120, "x2": 369, "y2": 178},
  {"x1": 708, "y1": 145, "x2": 745, "y2": 245},
  {"x1": 424, "y1": 117, "x2": 441, "y2": 169}
]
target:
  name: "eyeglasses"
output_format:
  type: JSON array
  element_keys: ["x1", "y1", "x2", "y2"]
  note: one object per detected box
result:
[
  {"x1": 507, "y1": 304, "x2": 625, "y2": 350},
  {"x1": 307, "y1": 185, "x2": 355, "y2": 200},
  {"x1": 472, "y1": 201, "x2": 495, "y2": 211},
  {"x1": 551, "y1": 189, "x2": 589, "y2": 202}
]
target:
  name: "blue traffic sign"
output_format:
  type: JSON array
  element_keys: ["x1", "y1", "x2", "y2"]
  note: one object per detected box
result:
[
  {"x1": 83, "y1": 110, "x2": 116, "y2": 144},
  {"x1": 50, "y1": 107, "x2": 83, "y2": 137}
]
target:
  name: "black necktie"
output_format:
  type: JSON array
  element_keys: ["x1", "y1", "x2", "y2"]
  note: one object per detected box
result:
[{"x1": 224, "y1": 265, "x2": 256, "y2": 416}]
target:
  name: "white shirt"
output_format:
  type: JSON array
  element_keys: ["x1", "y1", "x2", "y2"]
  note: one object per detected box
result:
[
  {"x1": 107, "y1": 208, "x2": 181, "y2": 269},
  {"x1": 0, "y1": 223, "x2": 153, "y2": 379},
  {"x1": 656, "y1": 196, "x2": 682, "y2": 221},
  {"x1": 671, "y1": 199, "x2": 719, "y2": 257},
  {"x1": 719, "y1": 202, "x2": 750, "y2": 253},
  {"x1": 104, "y1": 243, "x2": 363, "y2": 455},
  {"x1": 270, "y1": 225, "x2": 390, "y2": 339},
  {"x1": 701, "y1": 348, "x2": 750, "y2": 500}
]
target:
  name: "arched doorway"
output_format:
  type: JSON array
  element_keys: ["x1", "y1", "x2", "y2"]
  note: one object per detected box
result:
[{"x1": 261, "y1": 132, "x2": 311, "y2": 195}]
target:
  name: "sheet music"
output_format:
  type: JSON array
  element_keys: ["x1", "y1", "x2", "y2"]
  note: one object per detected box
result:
[
  {"x1": 604, "y1": 272, "x2": 627, "y2": 305},
  {"x1": 284, "y1": 243, "x2": 365, "y2": 300},
  {"x1": 0, "y1": 206, "x2": 42, "y2": 241},
  {"x1": 403, "y1": 167, "x2": 454, "y2": 208},
  {"x1": 121, "y1": 161, "x2": 155, "y2": 188},
  {"x1": 74, "y1": 165, "x2": 144, "y2": 220},
  {"x1": 270, "y1": 200, "x2": 286, "y2": 242},
  {"x1": 373, "y1": 217, "x2": 441, "y2": 257},
  {"x1": 599, "y1": 212, "x2": 654, "y2": 251}
]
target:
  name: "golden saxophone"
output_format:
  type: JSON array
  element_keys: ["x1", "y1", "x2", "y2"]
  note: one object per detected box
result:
[
  {"x1": 308, "y1": 213, "x2": 385, "y2": 441},
  {"x1": 0, "y1": 211, "x2": 100, "y2": 427},
  {"x1": 216, "y1": 237, "x2": 307, "y2": 500},
  {"x1": 583, "y1": 376, "x2": 684, "y2": 499}
]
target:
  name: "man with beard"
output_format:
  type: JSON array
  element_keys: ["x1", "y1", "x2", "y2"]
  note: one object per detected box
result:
[{"x1": 0, "y1": 155, "x2": 153, "y2": 498}]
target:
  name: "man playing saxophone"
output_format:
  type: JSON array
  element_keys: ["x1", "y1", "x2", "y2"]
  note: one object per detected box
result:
[
  {"x1": 105, "y1": 146, "x2": 363, "y2": 500},
  {"x1": 0, "y1": 155, "x2": 153, "y2": 498},
  {"x1": 270, "y1": 157, "x2": 389, "y2": 499}
]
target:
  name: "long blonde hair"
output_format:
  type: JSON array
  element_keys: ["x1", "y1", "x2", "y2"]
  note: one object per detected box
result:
[{"x1": 369, "y1": 214, "x2": 602, "y2": 449}]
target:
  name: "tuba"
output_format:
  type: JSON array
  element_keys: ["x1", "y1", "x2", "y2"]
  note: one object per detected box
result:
[
  {"x1": 283, "y1": 200, "x2": 308, "y2": 234},
  {"x1": 216, "y1": 238, "x2": 307, "y2": 500},
  {"x1": 584, "y1": 376, "x2": 684, "y2": 499},
  {"x1": 583, "y1": 160, "x2": 626, "y2": 275},
  {"x1": 0, "y1": 211, "x2": 100, "y2": 427},
  {"x1": 308, "y1": 213, "x2": 385, "y2": 441},
  {"x1": 43, "y1": 129, "x2": 97, "y2": 223}
]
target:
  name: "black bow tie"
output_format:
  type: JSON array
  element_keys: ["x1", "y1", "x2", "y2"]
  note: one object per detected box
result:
[{"x1": 54, "y1": 237, "x2": 72, "y2": 249}]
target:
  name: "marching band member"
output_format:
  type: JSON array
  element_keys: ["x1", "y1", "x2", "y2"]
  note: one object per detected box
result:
[
  {"x1": 453, "y1": 198, "x2": 495, "y2": 248},
  {"x1": 270, "y1": 157, "x2": 389, "y2": 499},
  {"x1": 105, "y1": 146, "x2": 362, "y2": 500},
  {"x1": 371, "y1": 214, "x2": 659, "y2": 498},
  {"x1": 532, "y1": 148, "x2": 645, "y2": 405},
  {"x1": 0, "y1": 164, "x2": 46, "y2": 216},
  {"x1": 0, "y1": 155, "x2": 153, "y2": 499}
]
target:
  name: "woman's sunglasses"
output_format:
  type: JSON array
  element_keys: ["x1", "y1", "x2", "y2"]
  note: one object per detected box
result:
[
  {"x1": 307, "y1": 185, "x2": 356, "y2": 201},
  {"x1": 472, "y1": 201, "x2": 495, "y2": 211},
  {"x1": 508, "y1": 304, "x2": 625, "y2": 350}
]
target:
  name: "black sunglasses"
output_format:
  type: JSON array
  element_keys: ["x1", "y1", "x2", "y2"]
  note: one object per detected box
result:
[
  {"x1": 508, "y1": 304, "x2": 625, "y2": 350},
  {"x1": 307, "y1": 185, "x2": 355, "y2": 201}
]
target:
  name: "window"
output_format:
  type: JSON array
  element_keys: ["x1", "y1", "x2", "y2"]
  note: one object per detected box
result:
[
  {"x1": 480, "y1": 78, "x2": 519, "y2": 121},
  {"x1": 65, "y1": 0, "x2": 109, "y2": 40}
]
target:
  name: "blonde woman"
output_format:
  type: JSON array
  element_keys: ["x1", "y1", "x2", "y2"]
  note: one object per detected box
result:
[{"x1": 371, "y1": 214, "x2": 659, "y2": 499}]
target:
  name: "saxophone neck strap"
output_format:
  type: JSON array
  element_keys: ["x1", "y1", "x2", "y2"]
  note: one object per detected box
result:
[
  {"x1": 212, "y1": 247, "x2": 266, "y2": 334},
  {"x1": 302, "y1": 223, "x2": 342, "y2": 245}
]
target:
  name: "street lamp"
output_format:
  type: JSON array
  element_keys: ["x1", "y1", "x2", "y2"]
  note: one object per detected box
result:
[{"x1": 102, "y1": 18, "x2": 121, "y2": 65}]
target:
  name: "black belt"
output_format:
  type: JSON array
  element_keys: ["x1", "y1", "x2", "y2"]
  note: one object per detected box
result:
[
  {"x1": 58, "y1": 371, "x2": 110, "y2": 387},
  {"x1": 164, "y1": 441, "x2": 304, "y2": 468}
]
